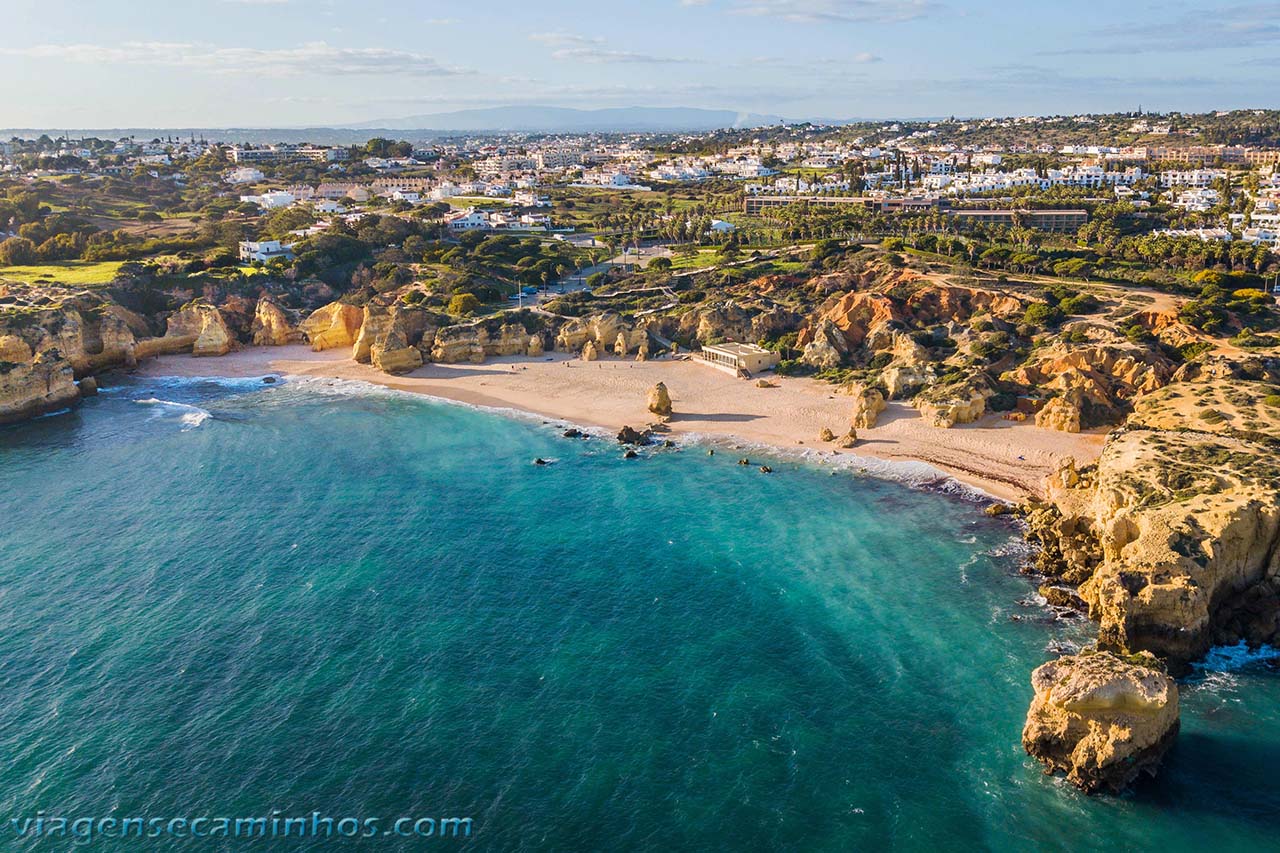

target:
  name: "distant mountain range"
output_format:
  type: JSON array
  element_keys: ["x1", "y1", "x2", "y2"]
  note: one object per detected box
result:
[{"x1": 350, "y1": 106, "x2": 788, "y2": 133}]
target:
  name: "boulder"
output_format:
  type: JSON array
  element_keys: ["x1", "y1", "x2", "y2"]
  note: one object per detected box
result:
[
  {"x1": 837, "y1": 429, "x2": 858, "y2": 449},
  {"x1": 617, "y1": 425, "x2": 650, "y2": 445},
  {"x1": 581, "y1": 341, "x2": 599, "y2": 362},
  {"x1": 647, "y1": 382, "x2": 672, "y2": 418},
  {"x1": 1022, "y1": 651, "x2": 1179, "y2": 794},
  {"x1": 819, "y1": 427, "x2": 836, "y2": 442}
]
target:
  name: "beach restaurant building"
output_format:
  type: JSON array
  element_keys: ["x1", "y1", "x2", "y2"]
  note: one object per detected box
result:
[{"x1": 697, "y1": 342, "x2": 780, "y2": 377}]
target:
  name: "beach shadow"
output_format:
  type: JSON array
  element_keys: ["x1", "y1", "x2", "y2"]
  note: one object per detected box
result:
[
  {"x1": 413, "y1": 365, "x2": 528, "y2": 380},
  {"x1": 685, "y1": 412, "x2": 764, "y2": 423},
  {"x1": 868, "y1": 404, "x2": 918, "y2": 428}
]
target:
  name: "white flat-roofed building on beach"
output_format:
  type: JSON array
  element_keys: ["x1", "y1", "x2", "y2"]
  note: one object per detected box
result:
[{"x1": 698, "y1": 342, "x2": 779, "y2": 377}]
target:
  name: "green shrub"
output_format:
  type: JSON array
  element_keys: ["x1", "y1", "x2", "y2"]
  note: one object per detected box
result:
[{"x1": 1022, "y1": 302, "x2": 1063, "y2": 327}]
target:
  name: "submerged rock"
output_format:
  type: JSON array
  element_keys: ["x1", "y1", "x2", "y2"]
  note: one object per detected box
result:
[{"x1": 1022, "y1": 651, "x2": 1179, "y2": 794}]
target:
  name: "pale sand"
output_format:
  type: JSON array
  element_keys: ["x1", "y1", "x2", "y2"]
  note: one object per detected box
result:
[{"x1": 134, "y1": 344, "x2": 1105, "y2": 502}]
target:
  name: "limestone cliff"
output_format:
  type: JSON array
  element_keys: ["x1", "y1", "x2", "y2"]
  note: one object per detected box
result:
[
  {"x1": 0, "y1": 338, "x2": 79, "y2": 424},
  {"x1": 353, "y1": 302, "x2": 448, "y2": 375},
  {"x1": 148, "y1": 301, "x2": 235, "y2": 357},
  {"x1": 913, "y1": 377, "x2": 990, "y2": 428},
  {"x1": 1027, "y1": 366, "x2": 1280, "y2": 668},
  {"x1": 431, "y1": 318, "x2": 538, "y2": 365},
  {"x1": 251, "y1": 296, "x2": 304, "y2": 346},
  {"x1": 0, "y1": 283, "x2": 142, "y2": 422},
  {"x1": 1005, "y1": 343, "x2": 1173, "y2": 429},
  {"x1": 1023, "y1": 651, "x2": 1179, "y2": 794},
  {"x1": 299, "y1": 302, "x2": 363, "y2": 351},
  {"x1": 845, "y1": 384, "x2": 887, "y2": 429}
]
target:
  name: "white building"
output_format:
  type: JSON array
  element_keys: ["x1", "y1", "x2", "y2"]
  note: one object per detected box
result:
[
  {"x1": 238, "y1": 240, "x2": 296, "y2": 263},
  {"x1": 1161, "y1": 169, "x2": 1227, "y2": 188},
  {"x1": 239, "y1": 191, "x2": 296, "y2": 210},
  {"x1": 514, "y1": 190, "x2": 550, "y2": 207},
  {"x1": 445, "y1": 209, "x2": 489, "y2": 231},
  {"x1": 225, "y1": 167, "x2": 265, "y2": 185}
]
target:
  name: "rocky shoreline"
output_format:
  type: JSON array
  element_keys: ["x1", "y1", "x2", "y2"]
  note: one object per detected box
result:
[{"x1": 5, "y1": 259, "x2": 1280, "y2": 796}]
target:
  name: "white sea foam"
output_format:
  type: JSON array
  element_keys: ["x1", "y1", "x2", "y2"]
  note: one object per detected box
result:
[
  {"x1": 136, "y1": 371, "x2": 1010, "y2": 505},
  {"x1": 1195, "y1": 641, "x2": 1280, "y2": 672},
  {"x1": 134, "y1": 398, "x2": 212, "y2": 430}
]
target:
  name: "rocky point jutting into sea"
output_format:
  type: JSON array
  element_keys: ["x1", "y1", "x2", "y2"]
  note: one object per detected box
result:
[{"x1": 3, "y1": 251, "x2": 1279, "y2": 795}]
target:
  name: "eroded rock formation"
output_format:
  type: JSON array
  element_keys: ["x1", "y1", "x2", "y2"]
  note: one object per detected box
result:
[
  {"x1": 251, "y1": 296, "x2": 303, "y2": 346},
  {"x1": 300, "y1": 302, "x2": 363, "y2": 351},
  {"x1": 1023, "y1": 651, "x2": 1179, "y2": 794},
  {"x1": 647, "y1": 382, "x2": 672, "y2": 418}
]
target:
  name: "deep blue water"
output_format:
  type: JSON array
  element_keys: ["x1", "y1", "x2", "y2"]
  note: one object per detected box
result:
[{"x1": 0, "y1": 375, "x2": 1277, "y2": 851}]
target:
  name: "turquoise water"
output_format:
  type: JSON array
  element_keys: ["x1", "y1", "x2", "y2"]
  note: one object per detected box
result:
[{"x1": 0, "y1": 376, "x2": 1278, "y2": 851}]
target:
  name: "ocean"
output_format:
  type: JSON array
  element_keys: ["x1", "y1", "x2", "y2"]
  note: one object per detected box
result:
[{"x1": 0, "y1": 375, "x2": 1277, "y2": 851}]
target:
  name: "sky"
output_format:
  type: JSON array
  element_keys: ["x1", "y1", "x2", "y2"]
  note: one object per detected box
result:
[{"x1": 0, "y1": 0, "x2": 1276, "y2": 128}]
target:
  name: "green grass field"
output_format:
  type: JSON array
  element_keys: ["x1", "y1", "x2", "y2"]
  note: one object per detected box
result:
[{"x1": 0, "y1": 260, "x2": 125, "y2": 287}]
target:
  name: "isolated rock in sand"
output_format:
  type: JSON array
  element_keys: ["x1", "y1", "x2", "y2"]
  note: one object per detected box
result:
[
  {"x1": 820, "y1": 427, "x2": 836, "y2": 442},
  {"x1": 848, "y1": 384, "x2": 888, "y2": 429},
  {"x1": 647, "y1": 382, "x2": 673, "y2": 417},
  {"x1": 581, "y1": 340, "x2": 599, "y2": 362},
  {"x1": 837, "y1": 429, "x2": 858, "y2": 448},
  {"x1": 1022, "y1": 651, "x2": 1178, "y2": 794}
]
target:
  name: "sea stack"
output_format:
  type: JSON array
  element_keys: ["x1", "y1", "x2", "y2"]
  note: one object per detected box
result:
[
  {"x1": 647, "y1": 382, "x2": 673, "y2": 418},
  {"x1": 1022, "y1": 650, "x2": 1179, "y2": 794}
]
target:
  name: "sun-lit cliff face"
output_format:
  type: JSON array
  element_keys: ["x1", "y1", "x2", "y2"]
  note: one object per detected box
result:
[
  {"x1": 1026, "y1": 359, "x2": 1280, "y2": 670},
  {"x1": 1022, "y1": 650, "x2": 1179, "y2": 794}
]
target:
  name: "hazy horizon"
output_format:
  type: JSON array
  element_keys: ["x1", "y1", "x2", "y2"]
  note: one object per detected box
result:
[{"x1": 1, "y1": 0, "x2": 1275, "y2": 128}]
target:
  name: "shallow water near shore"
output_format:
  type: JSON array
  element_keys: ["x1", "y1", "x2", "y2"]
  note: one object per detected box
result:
[{"x1": 1, "y1": 376, "x2": 1278, "y2": 850}]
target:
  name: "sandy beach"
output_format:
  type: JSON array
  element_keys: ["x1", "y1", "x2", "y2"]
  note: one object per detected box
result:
[{"x1": 134, "y1": 344, "x2": 1105, "y2": 501}]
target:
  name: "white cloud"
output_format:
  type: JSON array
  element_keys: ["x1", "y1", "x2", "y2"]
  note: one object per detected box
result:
[
  {"x1": 0, "y1": 41, "x2": 466, "y2": 77},
  {"x1": 528, "y1": 32, "x2": 605, "y2": 46},
  {"x1": 716, "y1": 0, "x2": 939, "y2": 23},
  {"x1": 551, "y1": 47, "x2": 698, "y2": 64}
]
